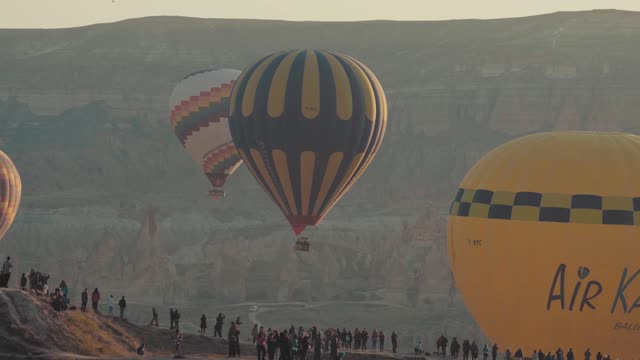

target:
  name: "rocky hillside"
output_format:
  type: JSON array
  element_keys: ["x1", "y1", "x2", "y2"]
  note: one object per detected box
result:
[{"x1": 2, "y1": 288, "x2": 455, "y2": 359}]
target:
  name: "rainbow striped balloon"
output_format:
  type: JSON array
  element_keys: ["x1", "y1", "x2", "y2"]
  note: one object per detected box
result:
[
  {"x1": 169, "y1": 69, "x2": 243, "y2": 198},
  {"x1": 0, "y1": 150, "x2": 21, "y2": 241}
]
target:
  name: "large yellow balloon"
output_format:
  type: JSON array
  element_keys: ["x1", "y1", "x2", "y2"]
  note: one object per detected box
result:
[{"x1": 448, "y1": 132, "x2": 640, "y2": 359}]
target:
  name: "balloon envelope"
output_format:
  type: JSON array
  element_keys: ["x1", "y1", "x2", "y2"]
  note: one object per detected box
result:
[
  {"x1": 229, "y1": 50, "x2": 387, "y2": 235},
  {"x1": 0, "y1": 150, "x2": 21, "y2": 241},
  {"x1": 169, "y1": 69, "x2": 243, "y2": 195},
  {"x1": 448, "y1": 131, "x2": 640, "y2": 359}
]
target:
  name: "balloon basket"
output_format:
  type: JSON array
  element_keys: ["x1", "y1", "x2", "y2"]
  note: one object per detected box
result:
[
  {"x1": 208, "y1": 188, "x2": 226, "y2": 200},
  {"x1": 294, "y1": 237, "x2": 310, "y2": 252}
]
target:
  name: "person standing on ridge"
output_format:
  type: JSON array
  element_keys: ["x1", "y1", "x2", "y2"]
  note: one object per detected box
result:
[
  {"x1": 0, "y1": 256, "x2": 12, "y2": 288},
  {"x1": 391, "y1": 331, "x2": 398, "y2": 353},
  {"x1": 91, "y1": 288, "x2": 100, "y2": 312},
  {"x1": 200, "y1": 313, "x2": 207, "y2": 335},
  {"x1": 371, "y1": 329, "x2": 378, "y2": 350},
  {"x1": 267, "y1": 330, "x2": 277, "y2": 360},
  {"x1": 451, "y1": 337, "x2": 460, "y2": 359},
  {"x1": 482, "y1": 344, "x2": 489, "y2": 360},
  {"x1": 379, "y1": 330, "x2": 385, "y2": 352},
  {"x1": 252, "y1": 323, "x2": 259, "y2": 343},
  {"x1": 470, "y1": 341, "x2": 479, "y2": 360},
  {"x1": 584, "y1": 349, "x2": 592, "y2": 360},
  {"x1": 150, "y1": 307, "x2": 159, "y2": 327},
  {"x1": 314, "y1": 331, "x2": 322, "y2": 360},
  {"x1": 80, "y1": 288, "x2": 89, "y2": 312},
  {"x1": 567, "y1": 348, "x2": 574, "y2": 360},
  {"x1": 215, "y1": 313, "x2": 225, "y2": 337},
  {"x1": 175, "y1": 309, "x2": 181, "y2": 330},
  {"x1": 514, "y1": 348, "x2": 523, "y2": 360},
  {"x1": 504, "y1": 349, "x2": 512, "y2": 360},
  {"x1": 170, "y1": 308, "x2": 175, "y2": 329},
  {"x1": 59, "y1": 280, "x2": 69, "y2": 297},
  {"x1": 20, "y1": 273, "x2": 27, "y2": 290},
  {"x1": 228, "y1": 322, "x2": 238, "y2": 357},
  {"x1": 462, "y1": 340, "x2": 471, "y2": 360},
  {"x1": 118, "y1": 296, "x2": 126, "y2": 320},
  {"x1": 300, "y1": 330, "x2": 310, "y2": 360},
  {"x1": 256, "y1": 326, "x2": 267, "y2": 360},
  {"x1": 175, "y1": 329, "x2": 183, "y2": 357},
  {"x1": 491, "y1": 344, "x2": 498, "y2": 360}
]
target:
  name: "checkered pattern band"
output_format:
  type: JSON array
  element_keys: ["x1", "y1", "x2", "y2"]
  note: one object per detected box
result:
[{"x1": 449, "y1": 188, "x2": 640, "y2": 226}]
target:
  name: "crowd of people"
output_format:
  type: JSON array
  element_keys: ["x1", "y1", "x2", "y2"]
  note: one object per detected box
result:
[
  {"x1": 432, "y1": 335, "x2": 614, "y2": 360},
  {"x1": 221, "y1": 323, "x2": 401, "y2": 360},
  {"x1": 0, "y1": 255, "x2": 618, "y2": 359}
]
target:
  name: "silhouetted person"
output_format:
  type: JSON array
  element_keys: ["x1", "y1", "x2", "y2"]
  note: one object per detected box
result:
[
  {"x1": 59, "y1": 280, "x2": 68, "y2": 297},
  {"x1": 0, "y1": 256, "x2": 12, "y2": 288},
  {"x1": 91, "y1": 288, "x2": 100, "y2": 312},
  {"x1": 462, "y1": 340, "x2": 470, "y2": 360},
  {"x1": 253, "y1": 324, "x2": 259, "y2": 343},
  {"x1": 470, "y1": 341, "x2": 478, "y2": 360},
  {"x1": 492, "y1": 344, "x2": 498, "y2": 360},
  {"x1": 175, "y1": 329, "x2": 183, "y2": 357},
  {"x1": 451, "y1": 337, "x2": 460, "y2": 359},
  {"x1": 584, "y1": 349, "x2": 591, "y2": 360},
  {"x1": 379, "y1": 330, "x2": 385, "y2": 352},
  {"x1": 515, "y1": 348, "x2": 523, "y2": 360},
  {"x1": 567, "y1": 348, "x2": 574, "y2": 360},
  {"x1": 200, "y1": 313, "x2": 207, "y2": 335},
  {"x1": 80, "y1": 288, "x2": 88, "y2": 312},
  {"x1": 391, "y1": 331, "x2": 398, "y2": 353},
  {"x1": 482, "y1": 344, "x2": 489, "y2": 360},
  {"x1": 20, "y1": 273, "x2": 27, "y2": 290},
  {"x1": 268, "y1": 330, "x2": 278, "y2": 360},
  {"x1": 118, "y1": 296, "x2": 126, "y2": 320},
  {"x1": 300, "y1": 331, "x2": 310, "y2": 360},
  {"x1": 150, "y1": 307, "x2": 159, "y2": 327},
  {"x1": 170, "y1": 308, "x2": 175, "y2": 329},
  {"x1": 215, "y1": 313, "x2": 225, "y2": 337},
  {"x1": 228, "y1": 322, "x2": 238, "y2": 357},
  {"x1": 257, "y1": 327, "x2": 267, "y2": 360},
  {"x1": 314, "y1": 333, "x2": 322, "y2": 360},
  {"x1": 175, "y1": 309, "x2": 181, "y2": 330}
]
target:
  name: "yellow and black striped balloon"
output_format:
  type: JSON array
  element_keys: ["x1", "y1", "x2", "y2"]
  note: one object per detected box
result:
[
  {"x1": 0, "y1": 150, "x2": 21, "y2": 241},
  {"x1": 229, "y1": 50, "x2": 387, "y2": 235}
]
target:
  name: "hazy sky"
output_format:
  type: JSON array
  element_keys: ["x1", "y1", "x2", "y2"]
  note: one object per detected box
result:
[{"x1": 3, "y1": 0, "x2": 640, "y2": 29}]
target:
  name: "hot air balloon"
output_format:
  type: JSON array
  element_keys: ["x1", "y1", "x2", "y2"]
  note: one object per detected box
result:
[
  {"x1": 229, "y1": 50, "x2": 387, "y2": 250},
  {"x1": 448, "y1": 131, "x2": 640, "y2": 359},
  {"x1": 0, "y1": 150, "x2": 21, "y2": 241},
  {"x1": 169, "y1": 69, "x2": 243, "y2": 199}
]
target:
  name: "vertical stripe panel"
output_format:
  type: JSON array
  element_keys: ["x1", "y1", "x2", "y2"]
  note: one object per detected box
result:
[
  {"x1": 241, "y1": 54, "x2": 281, "y2": 117},
  {"x1": 324, "y1": 53, "x2": 352, "y2": 120},
  {"x1": 301, "y1": 51, "x2": 321, "y2": 119},
  {"x1": 322, "y1": 153, "x2": 365, "y2": 216},
  {"x1": 249, "y1": 149, "x2": 290, "y2": 214},
  {"x1": 272, "y1": 150, "x2": 298, "y2": 215},
  {"x1": 300, "y1": 151, "x2": 316, "y2": 216},
  {"x1": 312, "y1": 152, "x2": 344, "y2": 216},
  {"x1": 339, "y1": 54, "x2": 376, "y2": 122},
  {"x1": 237, "y1": 149, "x2": 281, "y2": 209},
  {"x1": 267, "y1": 51, "x2": 301, "y2": 118}
]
